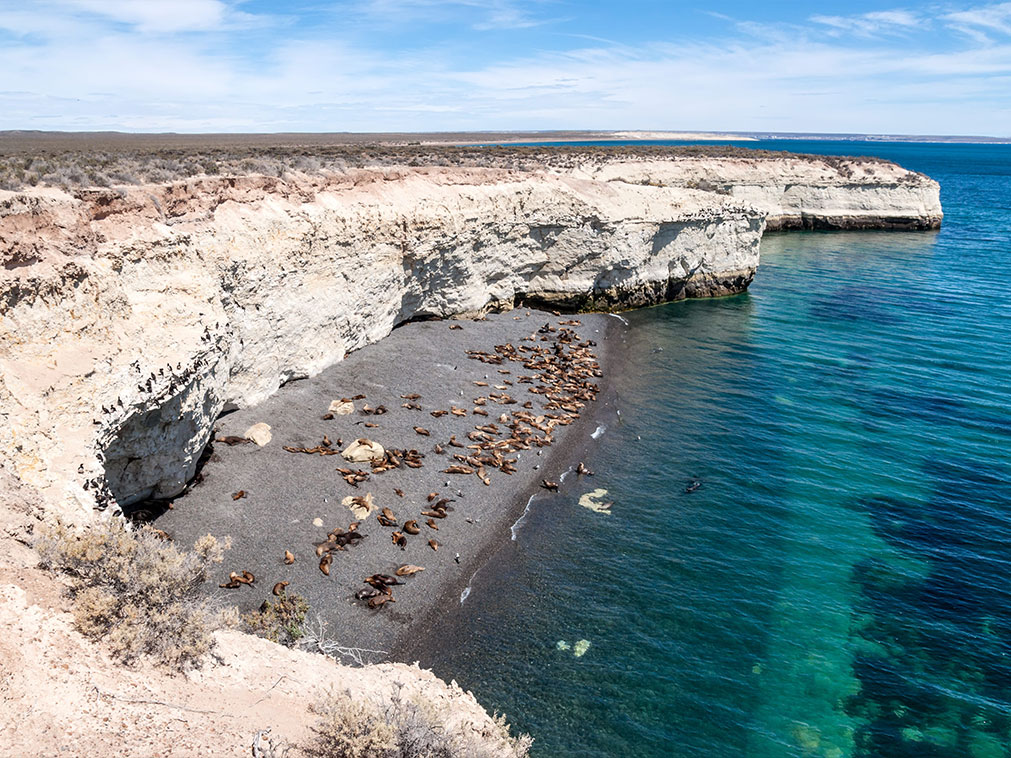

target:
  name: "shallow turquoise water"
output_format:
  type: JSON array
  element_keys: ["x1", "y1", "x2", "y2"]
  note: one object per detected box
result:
[{"x1": 417, "y1": 141, "x2": 1011, "y2": 757}]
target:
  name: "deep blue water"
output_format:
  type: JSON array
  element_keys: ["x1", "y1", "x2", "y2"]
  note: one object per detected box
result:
[{"x1": 417, "y1": 141, "x2": 1011, "y2": 757}]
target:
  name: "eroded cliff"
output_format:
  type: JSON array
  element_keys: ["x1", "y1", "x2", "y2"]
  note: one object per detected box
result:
[{"x1": 0, "y1": 154, "x2": 939, "y2": 523}]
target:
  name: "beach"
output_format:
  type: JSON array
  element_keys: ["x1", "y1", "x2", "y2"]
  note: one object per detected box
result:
[{"x1": 156, "y1": 308, "x2": 623, "y2": 662}]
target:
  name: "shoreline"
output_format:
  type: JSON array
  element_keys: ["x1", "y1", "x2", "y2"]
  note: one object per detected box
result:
[
  {"x1": 156, "y1": 307, "x2": 624, "y2": 663},
  {"x1": 390, "y1": 315, "x2": 626, "y2": 660}
]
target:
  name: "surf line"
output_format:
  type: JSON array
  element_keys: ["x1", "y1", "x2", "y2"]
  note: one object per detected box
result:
[{"x1": 510, "y1": 494, "x2": 537, "y2": 541}]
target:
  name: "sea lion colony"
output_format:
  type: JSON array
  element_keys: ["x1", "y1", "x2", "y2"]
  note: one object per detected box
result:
[{"x1": 215, "y1": 318, "x2": 601, "y2": 614}]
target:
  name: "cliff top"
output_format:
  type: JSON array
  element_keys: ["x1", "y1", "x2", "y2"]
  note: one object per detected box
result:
[{"x1": 0, "y1": 132, "x2": 901, "y2": 191}]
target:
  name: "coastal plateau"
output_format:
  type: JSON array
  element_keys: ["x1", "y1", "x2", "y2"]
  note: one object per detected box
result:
[{"x1": 0, "y1": 148, "x2": 941, "y2": 756}]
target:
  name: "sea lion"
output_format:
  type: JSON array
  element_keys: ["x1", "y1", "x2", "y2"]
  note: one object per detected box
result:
[
  {"x1": 232, "y1": 490, "x2": 247, "y2": 501},
  {"x1": 219, "y1": 579, "x2": 241, "y2": 589},
  {"x1": 542, "y1": 479, "x2": 559, "y2": 492},
  {"x1": 368, "y1": 594, "x2": 394, "y2": 609},
  {"x1": 413, "y1": 426, "x2": 431, "y2": 436},
  {"x1": 433, "y1": 443, "x2": 445, "y2": 454},
  {"x1": 272, "y1": 581, "x2": 289, "y2": 596},
  {"x1": 428, "y1": 539, "x2": 440, "y2": 551},
  {"x1": 449, "y1": 324, "x2": 463, "y2": 330},
  {"x1": 576, "y1": 462, "x2": 593, "y2": 476},
  {"x1": 284, "y1": 550, "x2": 295, "y2": 565},
  {"x1": 319, "y1": 554, "x2": 332, "y2": 575},
  {"x1": 430, "y1": 410, "x2": 449, "y2": 418},
  {"x1": 685, "y1": 480, "x2": 701, "y2": 493},
  {"x1": 355, "y1": 587, "x2": 381, "y2": 600},
  {"x1": 216, "y1": 435, "x2": 251, "y2": 446},
  {"x1": 402, "y1": 519, "x2": 420, "y2": 535},
  {"x1": 393, "y1": 488, "x2": 405, "y2": 497},
  {"x1": 392, "y1": 531, "x2": 407, "y2": 549},
  {"x1": 401, "y1": 393, "x2": 422, "y2": 400},
  {"x1": 396, "y1": 564, "x2": 425, "y2": 576},
  {"x1": 426, "y1": 518, "x2": 439, "y2": 530}
]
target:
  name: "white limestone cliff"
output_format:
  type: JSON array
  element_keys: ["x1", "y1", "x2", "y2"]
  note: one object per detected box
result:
[{"x1": 0, "y1": 156, "x2": 940, "y2": 523}]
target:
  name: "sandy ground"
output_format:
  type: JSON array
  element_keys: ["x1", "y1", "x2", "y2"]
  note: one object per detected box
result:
[{"x1": 156, "y1": 308, "x2": 621, "y2": 664}]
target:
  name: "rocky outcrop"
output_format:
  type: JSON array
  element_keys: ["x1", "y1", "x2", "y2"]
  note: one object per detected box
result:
[
  {"x1": 0, "y1": 155, "x2": 940, "y2": 522},
  {"x1": 578, "y1": 155, "x2": 942, "y2": 230}
]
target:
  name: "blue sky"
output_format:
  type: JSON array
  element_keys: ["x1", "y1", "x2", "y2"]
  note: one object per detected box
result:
[{"x1": 1, "y1": 0, "x2": 1009, "y2": 135}]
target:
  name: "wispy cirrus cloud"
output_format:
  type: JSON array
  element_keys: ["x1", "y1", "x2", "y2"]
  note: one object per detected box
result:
[
  {"x1": 945, "y1": 1, "x2": 1011, "y2": 42},
  {"x1": 810, "y1": 9, "x2": 924, "y2": 38},
  {"x1": 0, "y1": 0, "x2": 1009, "y2": 135}
]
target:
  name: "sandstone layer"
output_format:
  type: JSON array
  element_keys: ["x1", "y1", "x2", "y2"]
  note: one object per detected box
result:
[{"x1": 0, "y1": 156, "x2": 940, "y2": 523}]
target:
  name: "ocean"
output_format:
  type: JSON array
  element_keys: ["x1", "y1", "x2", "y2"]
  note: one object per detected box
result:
[{"x1": 413, "y1": 140, "x2": 1011, "y2": 757}]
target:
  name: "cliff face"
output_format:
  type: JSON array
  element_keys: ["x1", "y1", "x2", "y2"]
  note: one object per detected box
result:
[
  {"x1": 0, "y1": 156, "x2": 940, "y2": 521},
  {"x1": 578, "y1": 155, "x2": 942, "y2": 230}
]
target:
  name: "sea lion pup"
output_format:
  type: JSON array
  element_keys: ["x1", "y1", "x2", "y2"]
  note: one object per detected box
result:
[
  {"x1": 427, "y1": 492, "x2": 440, "y2": 502},
  {"x1": 393, "y1": 488, "x2": 405, "y2": 498},
  {"x1": 355, "y1": 587, "x2": 381, "y2": 600},
  {"x1": 284, "y1": 550, "x2": 295, "y2": 565},
  {"x1": 392, "y1": 531, "x2": 407, "y2": 549},
  {"x1": 576, "y1": 462, "x2": 594, "y2": 476},
  {"x1": 319, "y1": 553, "x2": 333, "y2": 575},
  {"x1": 272, "y1": 581, "x2": 289, "y2": 596},
  {"x1": 430, "y1": 410, "x2": 449, "y2": 418},
  {"x1": 219, "y1": 578, "x2": 242, "y2": 589},
  {"x1": 396, "y1": 564, "x2": 425, "y2": 577},
  {"x1": 426, "y1": 518, "x2": 439, "y2": 530},
  {"x1": 377, "y1": 508, "x2": 398, "y2": 527},
  {"x1": 315, "y1": 540, "x2": 338, "y2": 557},
  {"x1": 428, "y1": 539, "x2": 440, "y2": 551},
  {"x1": 364, "y1": 574, "x2": 404, "y2": 593},
  {"x1": 401, "y1": 393, "x2": 422, "y2": 400},
  {"x1": 216, "y1": 435, "x2": 251, "y2": 446},
  {"x1": 542, "y1": 479, "x2": 560, "y2": 492},
  {"x1": 413, "y1": 426, "x2": 431, "y2": 436},
  {"x1": 368, "y1": 594, "x2": 394, "y2": 609},
  {"x1": 231, "y1": 490, "x2": 247, "y2": 501},
  {"x1": 433, "y1": 443, "x2": 445, "y2": 454},
  {"x1": 352, "y1": 394, "x2": 367, "y2": 400},
  {"x1": 403, "y1": 519, "x2": 421, "y2": 535}
]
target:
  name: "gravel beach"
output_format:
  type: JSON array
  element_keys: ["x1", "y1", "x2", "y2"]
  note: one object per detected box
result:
[{"x1": 156, "y1": 308, "x2": 623, "y2": 663}]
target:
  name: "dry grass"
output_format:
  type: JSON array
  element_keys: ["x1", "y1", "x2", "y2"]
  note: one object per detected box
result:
[
  {"x1": 303, "y1": 688, "x2": 532, "y2": 758},
  {"x1": 34, "y1": 519, "x2": 236, "y2": 670},
  {"x1": 0, "y1": 131, "x2": 897, "y2": 191}
]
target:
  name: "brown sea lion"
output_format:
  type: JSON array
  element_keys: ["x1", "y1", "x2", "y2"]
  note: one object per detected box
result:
[
  {"x1": 428, "y1": 539, "x2": 440, "y2": 551},
  {"x1": 284, "y1": 550, "x2": 295, "y2": 565},
  {"x1": 272, "y1": 581, "x2": 289, "y2": 596},
  {"x1": 232, "y1": 490, "x2": 247, "y2": 501},
  {"x1": 542, "y1": 479, "x2": 559, "y2": 492},
  {"x1": 319, "y1": 554, "x2": 332, "y2": 575},
  {"x1": 403, "y1": 519, "x2": 420, "y2": 535},
  {"x1": 396, "y1": 564, "x2": 425, "y2": 576}
]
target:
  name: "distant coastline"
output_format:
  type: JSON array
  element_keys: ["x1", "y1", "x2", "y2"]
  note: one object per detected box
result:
[{"x1": 1, "y1": 129, "x2": 1009, "y2": 155}]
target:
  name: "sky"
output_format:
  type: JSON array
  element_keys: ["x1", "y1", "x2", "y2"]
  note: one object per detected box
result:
[{"x1": 1, "y1": 0, "x2": 1010, "y2": 135}]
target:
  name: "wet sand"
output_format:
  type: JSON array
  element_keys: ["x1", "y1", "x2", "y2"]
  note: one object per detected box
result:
[{"x1": 157, "y1": 308, "x2": 624, "y2": 663}]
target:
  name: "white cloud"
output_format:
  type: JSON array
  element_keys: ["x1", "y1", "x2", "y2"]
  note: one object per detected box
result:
[
  {"x1": 945, "y1": 1, "x2": 1011, "y2": 42},
  {"x1": 811, "y1": 8, "x2": 924, "y2": 38}
]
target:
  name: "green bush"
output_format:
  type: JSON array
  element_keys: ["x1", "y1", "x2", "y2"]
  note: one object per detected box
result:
[{"x1": 244, "y1": 590, "x2": 309, "y2": 647}]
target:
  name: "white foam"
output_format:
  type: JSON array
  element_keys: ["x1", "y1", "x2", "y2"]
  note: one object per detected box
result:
[
  {"x1": 608, "y1": 313, "x2": 630, "y2": 326},
  {"x1": 510, "y1": 494, "x2": 536, "y2": 540},
  {"x1": 591, "y1": 424, "x2": 606, "y2": 439},
  {"x1": 460, "y1": 585, "x2": 471, "y2": 604}
]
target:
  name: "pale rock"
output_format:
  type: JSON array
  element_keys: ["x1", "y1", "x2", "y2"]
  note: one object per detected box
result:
[
  {"x1": 328, "y1": 399, "x2": 355, "y2": 415},
  {"x1": 342, "y1": 492, "x2": 375, "y2": 519},
  {"x1": 244, "y1": 422, "x2": 272, "y2": 446},
  {"x1": 341, "y1": 439, "x2": 385, "y2": 463}
]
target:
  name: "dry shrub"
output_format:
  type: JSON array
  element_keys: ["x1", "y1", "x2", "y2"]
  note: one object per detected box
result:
[
  {"x1": 35, "y1": 519, "x2": 235, "y2": 670},
  {"x1": 244, "y1": 590, "x2": 309, "y2": 647},
  {"x1": 303, "y1": 688, "x2": 531, "y2": 758}
]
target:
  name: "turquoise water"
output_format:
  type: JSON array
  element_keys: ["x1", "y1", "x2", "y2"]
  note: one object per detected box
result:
[{"x1": 416, "y1": 141, "x2": 1011, "y2": 757}]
